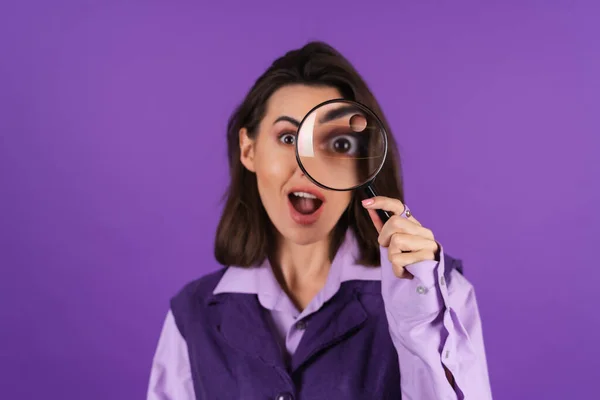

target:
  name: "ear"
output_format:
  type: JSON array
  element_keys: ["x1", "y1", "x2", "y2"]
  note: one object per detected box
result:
[{"x1": 239, "y1": 127, "x2": 256, "y2": 172}]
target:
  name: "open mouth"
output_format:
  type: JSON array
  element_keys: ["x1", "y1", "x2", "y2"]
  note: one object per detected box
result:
[{"x1": 288, "y1": 191, "x2": 324, "y2": 215}]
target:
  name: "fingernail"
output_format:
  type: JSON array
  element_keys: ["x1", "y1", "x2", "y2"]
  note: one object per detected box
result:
[{"x1": 362, "y1": 199, "x2": 374, "y2": 206}]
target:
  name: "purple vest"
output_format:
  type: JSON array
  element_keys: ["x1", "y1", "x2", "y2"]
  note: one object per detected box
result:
[{"x1": 170, "y1": 255, "x2": 463, "y2": 400}]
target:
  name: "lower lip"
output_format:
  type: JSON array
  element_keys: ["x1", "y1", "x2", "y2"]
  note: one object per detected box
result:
[{"x1": 287, "y1": 196, "x2": 324, "y2": 226}]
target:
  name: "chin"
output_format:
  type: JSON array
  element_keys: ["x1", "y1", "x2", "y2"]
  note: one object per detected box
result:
[{"x1": 283, "y1": 227, "x2": 330, "y2": 246}]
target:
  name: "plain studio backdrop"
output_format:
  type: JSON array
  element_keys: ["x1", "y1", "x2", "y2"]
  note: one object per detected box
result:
[{"x1": 1, "y1": 0, "x2": 598, "y2": 399}]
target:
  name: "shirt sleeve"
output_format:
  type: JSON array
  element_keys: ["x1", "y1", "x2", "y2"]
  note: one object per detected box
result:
[
  {"x1": 146, "y1": 310, "x2": 195, "y2": 400},
  {"x1": 380, "y1": 246, "x2": 493, "y2": 400}
]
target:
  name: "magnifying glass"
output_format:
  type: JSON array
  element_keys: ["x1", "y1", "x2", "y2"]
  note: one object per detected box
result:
[{"x1": 295, "y1": 99, "x2": 392, "y2": 223}]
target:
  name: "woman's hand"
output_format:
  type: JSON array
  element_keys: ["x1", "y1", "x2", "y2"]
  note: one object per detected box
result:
[{"x1": 362, "y1": 197, "x2": 440, "y2": 279}]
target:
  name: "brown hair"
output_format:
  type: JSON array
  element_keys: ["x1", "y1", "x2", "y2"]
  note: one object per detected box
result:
[{"x1": 214, "y1": 41, "x2": 404, "y2": 267}]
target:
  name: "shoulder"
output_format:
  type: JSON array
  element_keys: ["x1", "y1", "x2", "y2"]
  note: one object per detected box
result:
[
  {"x1": 443, "y1": 252, "x2": 464, "y2": 274},
  {"x1": 171, "y1": 268, "x2": 227, "y2": 304},
  {"x1": 169, "y1": 267, "x2": 228, "y2": 337},
  {"x1": 441, "y1": 252, "x2": 480, "y2": 301},
  {"x1": 441, "y1": 251, "x2": 466, "y2": 289}
]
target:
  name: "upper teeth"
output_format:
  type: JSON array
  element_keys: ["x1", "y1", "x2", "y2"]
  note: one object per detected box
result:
[{"x1": 292, "y1": 192, "x2": 317, "y2": 199}]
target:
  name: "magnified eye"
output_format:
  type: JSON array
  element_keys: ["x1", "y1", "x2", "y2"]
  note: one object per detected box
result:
[
  {"x1": 327, "y1": 134, "x2": 359, "y2": 156},
  {"x1": 279, "y1": 133, "x2": 296, "y2": 145}
]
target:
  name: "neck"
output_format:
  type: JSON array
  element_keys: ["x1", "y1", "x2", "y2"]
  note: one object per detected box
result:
[{"x1": 270, "y1": 234, "x2": 332, "y2": 311}]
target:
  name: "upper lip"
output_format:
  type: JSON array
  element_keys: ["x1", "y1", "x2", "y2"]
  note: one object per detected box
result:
[{"x1": 286, "y1": 186, "x2": 326, "y2": 202}]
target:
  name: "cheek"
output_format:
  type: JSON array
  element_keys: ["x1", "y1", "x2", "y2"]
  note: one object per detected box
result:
[
  {"x1": 256, "y1": 158, "x2": 288, "y2": 183},
  {"x1": 253, "y1": 143, "x2": 294, "y2": 194},
  {"x1": 327, "y1": 191, "x2": 353, "y2": 213}
]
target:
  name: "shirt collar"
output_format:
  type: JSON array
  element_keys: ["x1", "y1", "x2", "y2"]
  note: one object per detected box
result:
[{"x1": 212, "y1": 230, "x2": 380, "y2": 316}]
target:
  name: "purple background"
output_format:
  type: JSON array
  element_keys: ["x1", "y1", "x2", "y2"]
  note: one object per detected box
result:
[{"x1": 1, "y1": 1, "x2": 598, "y2": 399}]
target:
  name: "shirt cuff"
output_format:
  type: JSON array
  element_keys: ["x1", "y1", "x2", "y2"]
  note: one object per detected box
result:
[{"x1": 380, "y1": 245, "x2": 449, "y2": 315}]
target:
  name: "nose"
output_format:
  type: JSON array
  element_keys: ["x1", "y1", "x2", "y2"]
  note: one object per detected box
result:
[{"x1": 290, "y1": 162, "x2": 306, "y2": 179}]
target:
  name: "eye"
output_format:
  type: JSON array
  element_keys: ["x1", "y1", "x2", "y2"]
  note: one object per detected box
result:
[
  {"x1": 278, "y1": 132, "x2": 296, "y2": 145},
  {"x1": 327, "y1": 134, "x2": 359, "y2": 156}
]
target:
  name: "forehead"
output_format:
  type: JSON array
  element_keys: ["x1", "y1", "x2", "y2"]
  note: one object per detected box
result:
[{"x1": 263, "y1": 84, "x2": 343, "y2": 122}]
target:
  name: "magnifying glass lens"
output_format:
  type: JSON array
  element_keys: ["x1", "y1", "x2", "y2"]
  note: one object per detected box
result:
[{"x1": 295, "y1": 99, "x2": 387, "y2": 191}]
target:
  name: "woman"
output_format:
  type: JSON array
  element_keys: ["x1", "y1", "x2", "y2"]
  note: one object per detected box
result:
[{"x1": 147, "y1": 42, "x2": 492, "y2": 399}]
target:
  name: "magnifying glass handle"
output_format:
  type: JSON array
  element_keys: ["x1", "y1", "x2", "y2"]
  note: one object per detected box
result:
[{"x1": 363, "y1": 185, "x2": 392, "y2": 223}]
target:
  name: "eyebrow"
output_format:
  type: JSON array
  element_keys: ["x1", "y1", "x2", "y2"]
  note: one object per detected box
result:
[
  {"x1": 318, "y1": 105, "x2": 361, "y2": 124},
  {"x1": 272, "y1": 105, "x2": 361, "y2": 127},
  {"x1": 273, "y1": 116, "x2": 300, "y2": 126}
]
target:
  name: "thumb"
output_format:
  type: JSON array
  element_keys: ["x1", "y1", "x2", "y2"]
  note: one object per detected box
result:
[{"x1": 367, "y1": 208, "x2": 384, "y2": 233}]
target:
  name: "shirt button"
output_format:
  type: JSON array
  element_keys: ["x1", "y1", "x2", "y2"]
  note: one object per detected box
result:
[
  {"x1": 295, "y1": 320, "x2": 307, "y2": 330},
  {"x1": 440, "y1": 276, "x2": 446, "y2": 286},
  {"x1": 416, "y1": 286, "x2": 428, "y2": 294},
  {"x1": 275, "y1": 392, "x2": 294, "y2": 400}
]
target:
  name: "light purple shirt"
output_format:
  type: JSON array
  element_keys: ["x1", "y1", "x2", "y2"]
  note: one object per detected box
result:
[{"x1": 147, "y1": 233, "x2": 493, "y2": 399}]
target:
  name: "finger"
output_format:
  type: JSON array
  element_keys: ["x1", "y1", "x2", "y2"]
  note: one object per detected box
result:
[
  {"x1": 362, "y1": 196, "x2": 421, "y2": 226},
  {"x1": 362, "y1": 196, "x2": 405, "y2": 216},
  {"x1": 406, "y1": 212, "x2": 422, "y2": 226},
  {"x1": 378, "y1": 216, "x2": 435, "y2": 247},
  {"x1": 389, "y1": 249, "x2": 435, "y2": 276},
  {"x1": 389, "y1": 261, "x2": 413, "y2": 279},
  {"x1": 366, "y1": 208, "x2": 384, "y2": 233},
  {"x1": 388, "y1": 232, "x2": 438, "y2": 254}
]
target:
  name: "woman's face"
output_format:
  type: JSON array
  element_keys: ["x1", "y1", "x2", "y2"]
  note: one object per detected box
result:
[{"x1": 239, "y1": 84, "x2": 352, "y2": 246}]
